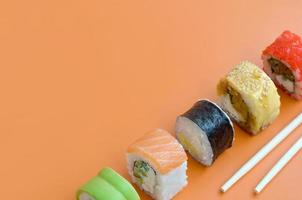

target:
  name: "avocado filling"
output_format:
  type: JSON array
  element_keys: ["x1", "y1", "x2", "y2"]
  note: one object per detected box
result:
[
  {"x1": 133, "y1": 160, "x2": 156, "y2": 193},
  {"x1": 268, "y1": 57, "x2": 295, "y2": 93},
  {"x1": 227, "y1": 87, "x2": 249, "y2": 122},
  {"x1": 268, "y1": 57, "x2": 295, "y2": 81},
  {"x1": 227, "y1": 87, "x2": 258, "y2": 132}
]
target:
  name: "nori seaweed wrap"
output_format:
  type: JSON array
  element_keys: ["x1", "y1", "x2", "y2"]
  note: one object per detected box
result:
[{"x1": 175, "y1": 99, "x2": 234, "y2": 166}]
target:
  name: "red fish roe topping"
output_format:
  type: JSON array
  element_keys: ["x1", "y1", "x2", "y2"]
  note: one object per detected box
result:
[{"x1": 263, "y1": 31, "x2": 302, "y2": 81}]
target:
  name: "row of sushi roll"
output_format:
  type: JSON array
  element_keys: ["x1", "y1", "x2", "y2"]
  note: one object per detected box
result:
[{"x1": 77, "y1": 30, "x2": 302, "y2": 200}]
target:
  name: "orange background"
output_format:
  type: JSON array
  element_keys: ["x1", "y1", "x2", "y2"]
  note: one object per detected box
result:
[{"x1": 1, "y1": 0, "x2": 302, "y2": 199}]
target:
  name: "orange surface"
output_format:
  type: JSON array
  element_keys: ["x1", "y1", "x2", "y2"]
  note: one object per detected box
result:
[{"x1": 1, "y1": 0, "x2": 302, "y2": 200}]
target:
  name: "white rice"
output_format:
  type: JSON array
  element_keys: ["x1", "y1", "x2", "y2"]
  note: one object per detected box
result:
[
  {"x1": 127, "y1": 154, "x2": 187, "y2": 200},
  {"x1": 175, "y1": 116, "x2": 213, "y2": 166},
  {"x1": 219, "y1": 94, "x2": 244, "y2": 123},
  {"x1": 79, "y1": 192, "x2": 95, "y2": 200},
  {"x1": 275, "y1": 75, "x2": 294, "y2": 92}
]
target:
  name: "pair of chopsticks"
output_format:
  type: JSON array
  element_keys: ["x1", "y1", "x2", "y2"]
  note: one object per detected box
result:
[{"x1": 221, "y1": 112, "x2": 302, "y2": 194}]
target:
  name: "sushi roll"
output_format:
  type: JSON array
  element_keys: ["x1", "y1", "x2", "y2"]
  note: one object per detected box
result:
[
  {"x1": 126, "y1": 129, "x2": 187, "y2": 200},
  {"x1": 217, "y1": 61, "x2": 280, "y2": 134},
  {"x1": 77, "y1": 167, "x2": 140, "y2": 200},
  {"x1": 175, "y1": 99, "x2": 234, "y2": 166},
  {"x1": 262, "y1": 30, "x2": 302, "y2": 100}
]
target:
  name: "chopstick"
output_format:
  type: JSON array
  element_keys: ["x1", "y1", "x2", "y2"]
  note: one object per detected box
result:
[
  {"x1": 254, "y1": 136, "x2": 302, "y2": 194},
  {"x1": 221, "y1": 112, "x2": 302, "y2": 193}
]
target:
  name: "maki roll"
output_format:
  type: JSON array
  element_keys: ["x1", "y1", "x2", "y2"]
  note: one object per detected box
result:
[
  {"x1": 262, "y1": 30, "x2": 302, "y2": 100},
  {"x1": 126, "y1": 129, "x2": 187, "y2": 200},
  {"x1": 217, "y1": 61, "x2": 280, "y2": 134},
  {"x1": 175, "y1": 99, "x2": 234, "y2": 166},
  {"x1": 77, "y1": 167, "x2": 140, "y2": 200}
]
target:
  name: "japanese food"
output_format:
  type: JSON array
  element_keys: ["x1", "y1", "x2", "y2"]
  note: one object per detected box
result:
[
  {"x1": 175, "y1": 99, "x2": 234, "y2": 166},
  {"x1": 217, "y1": 61, "x2": 280, "y2": 134},
  {"x1": 262, "y1": 30, "x2": 302, "y2": 100},
  {"x1": 77, "y1": 167, "x2": 140, "y2": 200},
  {"x1": 127, "y1": 129, "x2": 187, "y2": 200}
]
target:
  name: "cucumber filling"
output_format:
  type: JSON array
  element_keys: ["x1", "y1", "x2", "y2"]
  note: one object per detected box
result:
[
  {"x1": 133, "y1": 160, "x2": 156, "y2": 193},
  {"x1": 268, "y1": 57, "x2": 295, "y2": 92}
]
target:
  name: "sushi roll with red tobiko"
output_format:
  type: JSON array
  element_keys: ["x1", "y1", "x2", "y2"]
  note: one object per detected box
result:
[{"x1": 262, "y1": 31, "x2": 302, "y2": 100}]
